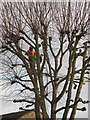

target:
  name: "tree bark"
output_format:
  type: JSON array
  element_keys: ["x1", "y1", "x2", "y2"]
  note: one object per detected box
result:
[{"x1": 69, "y1": 44, "x2": 88, "y2": 119}]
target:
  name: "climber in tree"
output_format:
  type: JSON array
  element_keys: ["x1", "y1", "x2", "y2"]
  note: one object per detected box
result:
[
  {"x1": 26, "y1": 46, "x2": 35, "y2": 72},
  {"x1": 25, "y1": 46, "x2": 43, "y2": 72}
]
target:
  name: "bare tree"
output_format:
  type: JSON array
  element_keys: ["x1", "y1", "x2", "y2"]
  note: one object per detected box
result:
[{"x1": 0, "y1": 1, "x2": 89, "y2": 119}]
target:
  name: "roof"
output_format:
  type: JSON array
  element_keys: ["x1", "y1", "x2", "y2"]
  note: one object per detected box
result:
[{"x1": 0, "y1": 110, "x2": 36, "y2": 120}]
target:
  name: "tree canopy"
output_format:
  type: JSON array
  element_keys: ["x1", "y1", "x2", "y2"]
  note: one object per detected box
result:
[{"x1": 0, "y1": 1, "x2": 90, "y2": 119}]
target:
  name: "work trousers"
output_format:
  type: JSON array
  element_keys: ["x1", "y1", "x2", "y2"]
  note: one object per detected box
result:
[{"x1": 29, "y1": 57, "x2": 35, "y2": 71}]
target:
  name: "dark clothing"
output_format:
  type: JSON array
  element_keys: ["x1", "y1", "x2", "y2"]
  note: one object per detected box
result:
[
  {"x1": 40, "y1": 56, "x2": 42, "y2": 63},
  {"x1": 26, "y1": 49, "x2": 35, "y2": 70}
]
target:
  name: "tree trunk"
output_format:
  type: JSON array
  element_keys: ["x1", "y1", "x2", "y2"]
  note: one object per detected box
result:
[
  {"x1": 35, "y1": 93, "x2": 41, "y2": 119},
  {"x1": 51, "y1": 86, "x2": 58, "y2": 119},
  {"x1": 69, "y1": 44, "x2": 88, "y2": 119}
]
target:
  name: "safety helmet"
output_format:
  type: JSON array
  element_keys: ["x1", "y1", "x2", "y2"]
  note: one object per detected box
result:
[{"x1": 29, "y1": 46, "x2": 33, "y2": 51}]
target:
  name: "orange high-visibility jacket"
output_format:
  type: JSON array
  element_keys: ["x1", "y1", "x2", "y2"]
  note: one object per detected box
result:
[{"x1": 26, "y1": 49, "x2": 34, "y2": 58}]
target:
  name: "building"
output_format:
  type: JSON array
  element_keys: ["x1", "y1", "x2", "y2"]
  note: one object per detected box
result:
[{"x1": 0, "y1": 110, "x2": 42, "y2": 120}]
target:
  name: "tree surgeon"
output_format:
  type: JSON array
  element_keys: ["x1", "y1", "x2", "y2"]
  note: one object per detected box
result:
[{"x1": 26, "y1": 46, "x2": 35, "y2": 72}]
